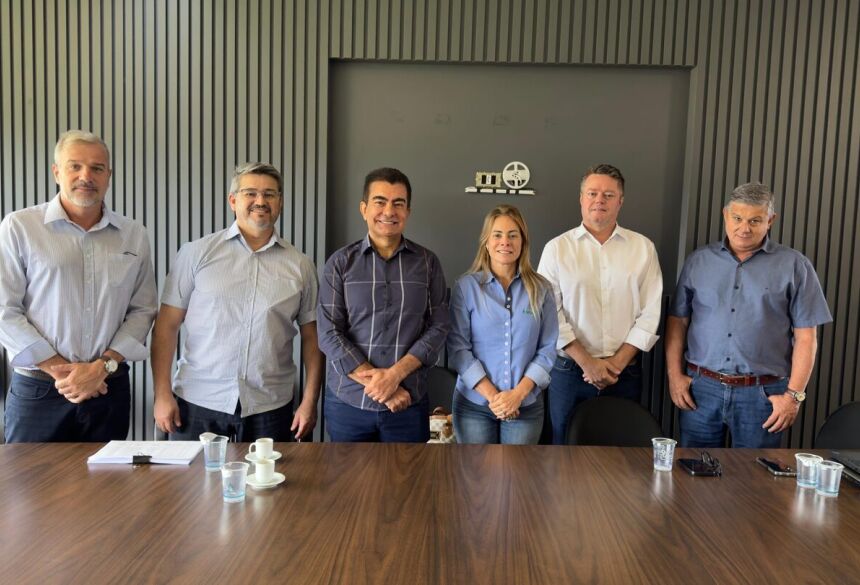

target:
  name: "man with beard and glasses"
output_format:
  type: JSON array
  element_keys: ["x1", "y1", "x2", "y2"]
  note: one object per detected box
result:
[
  {"x1": 0, "y1": 130, "x2": 157, "y2": 442},
  {"x1": 151, "y1": 162, "x2": 323, "y2": 442}
]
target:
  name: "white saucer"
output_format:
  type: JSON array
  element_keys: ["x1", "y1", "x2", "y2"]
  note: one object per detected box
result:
[
  {"x1": 246, "y1": 472, "x2": 285, "y2": 489},
  {"x1": 245, "y1": 451, "x2": 282, "y2": 462}
]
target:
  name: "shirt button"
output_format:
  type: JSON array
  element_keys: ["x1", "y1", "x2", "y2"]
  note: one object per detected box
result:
[
  {"x1": 731, "y1": 308, "x2": 735, "y2": 312},
  {"x1": 504, "y1": 332, "x2": 509, "y2": 337},
  {"x1": 505, "y1": 342, "x2": 509, "y2": 346},
  {"x1": 734, "y1": 285, "x2": 739, "y2": 289},
  {"x1": 728, "y1": 333, "x2": 732, "y2": 337},
  {"x1": 726, "y1": 357, "x2": 730, "y2": 361}
]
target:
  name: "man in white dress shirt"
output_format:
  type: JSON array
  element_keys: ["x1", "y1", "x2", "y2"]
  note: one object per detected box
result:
[
  {"x1": 150, "y1": 162, "x2": 323, "y2": 441},
  {"x1": 538, "y1": 163, "x2": 663, "y2": 444},
  {"x1": 0, "y1": 130, "x2": 158, "y2": 443}
]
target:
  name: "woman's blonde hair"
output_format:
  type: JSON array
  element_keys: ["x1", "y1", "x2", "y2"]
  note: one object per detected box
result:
[{"x1": 468, "y1": 204, "x2": 548, "y2": 318}]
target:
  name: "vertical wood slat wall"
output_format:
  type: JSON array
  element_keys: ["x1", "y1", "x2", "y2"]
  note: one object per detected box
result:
[{"x1": 1, "y1": 0, "x2": 857, "y2": 447}]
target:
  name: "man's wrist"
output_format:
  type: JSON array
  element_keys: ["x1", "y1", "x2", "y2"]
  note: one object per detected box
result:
[
  {"x1": 99, "y1": 356, "x2": 119, "y2": 375},
  {"x1": 786, "y1": 388, "x2": 806, "y2": 404}
]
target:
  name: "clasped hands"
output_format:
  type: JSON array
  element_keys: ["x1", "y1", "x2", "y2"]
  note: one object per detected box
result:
[
  {"x1": 355, "y1": 367, "x2": 412, "y2": 413},
  {"x1": 487, "y1": 390, "x2": 523, "y2": 421},
  {"x1": 50, "y1": 361, "x2": 109, "y2": 404},
  {"x1": 581, "y1": 356, "x2": 622, "y2": 390}
]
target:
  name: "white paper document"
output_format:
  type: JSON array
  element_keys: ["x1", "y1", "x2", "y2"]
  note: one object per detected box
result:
[{"x1": 87, "y1": 440, "x2": 202, "y2": 465}]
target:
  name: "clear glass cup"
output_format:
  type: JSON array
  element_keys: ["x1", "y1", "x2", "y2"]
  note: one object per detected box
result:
[
  {"x1": 794, "y1": 453, "x2": 823, "y2": 488},
  {"x1": 815, "y1": 460, "x2": 844, "y2": 496},
  {"x1": 202, "y1": 435, "x2": 228, "y2": 471},
  {"x1": 652, "y1": 438, "x2": 677, "y2": 471},
  {"x1": 221, "y1": 462, "x2": 250, "y2": 502}
]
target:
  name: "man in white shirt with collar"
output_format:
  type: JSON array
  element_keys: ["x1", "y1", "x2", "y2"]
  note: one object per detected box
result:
[
  {"x1": 151, "y1": 162, "x2": 323, "y2": 442},
  {"x1": 538, "y1": 163, "x2": 663, "y2": 444},
  {"x1": 0, "y1": 130, "x2": 158, "y2": 443}
]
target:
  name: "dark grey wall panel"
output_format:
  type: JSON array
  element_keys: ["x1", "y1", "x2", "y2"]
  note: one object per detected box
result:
[{"x1": 1, "y1": 0, "x2": 858, "y2": 447}]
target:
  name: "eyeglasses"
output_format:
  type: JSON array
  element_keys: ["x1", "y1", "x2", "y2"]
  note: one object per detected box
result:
[
  {"x1": 237, "y1": 189, "x2": 281, "y2": 201},
  {"x1": 700, "y1": 451, "x2": 722, "y2": 476}
]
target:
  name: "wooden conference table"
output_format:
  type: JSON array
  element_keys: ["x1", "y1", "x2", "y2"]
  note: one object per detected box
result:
[{"x1": 1, "y1": 443, "x2": 859, "y2": 585}]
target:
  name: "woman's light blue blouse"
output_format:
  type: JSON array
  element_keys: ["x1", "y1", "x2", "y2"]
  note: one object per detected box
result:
[{"x1": 447, "y1": 271, "x2": 559, "y2": 407}]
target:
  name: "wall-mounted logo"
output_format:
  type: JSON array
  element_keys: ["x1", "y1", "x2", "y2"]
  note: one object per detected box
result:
[{"x1": 465, "y1": 161, "x2": 535, "y2": 195}]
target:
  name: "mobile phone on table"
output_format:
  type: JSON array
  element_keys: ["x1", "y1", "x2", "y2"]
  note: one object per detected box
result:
[
  {"x1": 678, "y1": 458, "x2": 721, "y2": 476},
  {"x1": 756, "y1": 457, "x2": 796, "y2": 477}
]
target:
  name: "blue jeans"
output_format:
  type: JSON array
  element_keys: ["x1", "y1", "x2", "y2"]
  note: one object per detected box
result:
[
  {"x1": 547, "y1": 355, "x2": 642, "y2": 445},
  {"x1": 679, "y1": 369, "x2": 787, "y2": 448},
  {"x1": 4, "y1": 369, "x2": 131, "y2": 443},
  {"x1": 169, "y1": 395, "x2": 296, "y2": 442},
  {"x1": 452, "y1": 391, "x2": 544, "y2": 444},
  {"x1": 324, "y1": 388, "x2": 430, "y2": 443}
]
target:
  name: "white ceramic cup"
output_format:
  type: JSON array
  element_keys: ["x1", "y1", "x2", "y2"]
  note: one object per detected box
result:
[
  {"x1": 254, "y1": 458, "x2": 275, "y2": 483},
  {"x1": 249, "y1": 438, "x2": 274, "y2": 459}
]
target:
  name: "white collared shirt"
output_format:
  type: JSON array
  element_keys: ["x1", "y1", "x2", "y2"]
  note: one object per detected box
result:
[
  {"x1": 0, "y1": 195, "x2": 158, "y2": 366},
  {"x1": 537, "y1": 223, "x2": 663, "y2": 357},
  {"x1": 161, "y1": 222, "x2": 318, "y2": 417}
]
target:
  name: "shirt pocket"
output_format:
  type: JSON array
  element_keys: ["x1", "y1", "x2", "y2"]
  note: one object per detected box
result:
[
  {"x1": 108, "y1": 253, "x2": 139, "y2": 289},
  {"x1": 264, "y1": 272, "x2": 303, "y2": 315}
]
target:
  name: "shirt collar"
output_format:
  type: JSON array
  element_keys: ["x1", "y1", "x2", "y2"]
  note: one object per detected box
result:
[
  {"x1": 719, "y1": 235, "x2": 775, "y2": 257},
  {"x1": 484, "y1": 270, "x2": 522, "y2": 285},
  {"x1": 225, "y1": 221, "x2": 286, "y2": 252},
  {"x1": 572, "y1": 223, "x2": 626, "y2": 243},
  {"x1": 361, "y1": 234, "x2": 412, "y2": 256},
  {"x1": 44, "y1": 194, "x2": 120, "y2": 231}
]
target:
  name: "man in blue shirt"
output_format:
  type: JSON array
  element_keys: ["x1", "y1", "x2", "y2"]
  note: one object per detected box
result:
[
  {"x1": 665, "y1": 182, "x2": 832, "y2": 448},
  {"x1": 317, "y1": 167, "x2": 450, "y2": 442}
]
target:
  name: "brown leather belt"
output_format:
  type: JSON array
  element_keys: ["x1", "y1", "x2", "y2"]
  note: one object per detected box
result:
[{"x1": 688, "y1": 363, "x2": 783, "y2": 386}]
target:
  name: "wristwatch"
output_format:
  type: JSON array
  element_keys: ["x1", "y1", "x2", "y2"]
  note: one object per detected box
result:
[
  {"x1": 101, "y1": 357, "x2": 119, "y2": 375},
  {"x1": 786, "y1": 389, "x2": 806, "y2": 403}
]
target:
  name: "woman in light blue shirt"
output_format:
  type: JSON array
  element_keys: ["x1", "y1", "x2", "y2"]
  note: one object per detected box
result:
[{"x1": 448, "y1": 205, "x2": 558, "y2": 444}]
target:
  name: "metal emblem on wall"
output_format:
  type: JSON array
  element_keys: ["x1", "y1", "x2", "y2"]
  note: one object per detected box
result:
[{"x1": 465, "y1": 161, "x2": 535, "y2": 195}]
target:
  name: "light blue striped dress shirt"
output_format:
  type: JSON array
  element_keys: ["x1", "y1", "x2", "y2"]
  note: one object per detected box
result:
[
  {"x1": 0, "y1": 195, "x2": 158, "y2": 367},
  {"x1": 447, "y1": 272, "x2": 559, "y2": 407},
  {"x1": 161, "y1": 222, "x2": 318, "y2": 416}
]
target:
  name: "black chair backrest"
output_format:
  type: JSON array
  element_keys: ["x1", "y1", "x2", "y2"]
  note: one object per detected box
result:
[
  {"x1": 425, "y1": 366, "x2": 457, "y2": 412},
  {"x1": 816, "y1": 401, "x2": 860, "y2": 449},
  {"x1": 566, "y1": 396, "x2": 662, "y2": 447}
]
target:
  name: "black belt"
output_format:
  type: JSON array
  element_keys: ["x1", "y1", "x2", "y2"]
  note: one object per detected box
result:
[
  {"x1": 688, "y1": 363, "x2": 782, "y2": 386},
  {"x1": 14, "y1": 364, "x2": 128, "y2": 382}
]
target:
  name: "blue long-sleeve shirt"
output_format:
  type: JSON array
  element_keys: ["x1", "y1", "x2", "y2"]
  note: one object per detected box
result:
[{"x1": 447, "y1": 271, "x2": 558, "y2": 407}]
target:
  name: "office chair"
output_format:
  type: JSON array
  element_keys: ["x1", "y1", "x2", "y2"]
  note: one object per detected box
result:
[
  {"x1": 425, "y1": 366, "x2": 457, "y2": 412},
  {"x1": 565, "y1": 396, "x2": 662, "y2": 447},
  {"x1": 815, "y1": 401, "x2": 860, "y2": 449}
]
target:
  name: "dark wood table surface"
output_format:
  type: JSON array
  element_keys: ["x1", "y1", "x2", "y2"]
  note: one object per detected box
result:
[{"x1": 1, "y1": 443, "x2": 859, "y2": 585}]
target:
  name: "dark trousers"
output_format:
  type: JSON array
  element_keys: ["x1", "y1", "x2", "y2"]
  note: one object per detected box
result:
[
  {"x1": 168, "y1": 395, "x2": 296, "y2": 443},
  {"x1": 547, "y1": 355, "x2": 642, "y2": 445},
  {"x1": 4, "y1": 369, "x2": 131, "y2": 443},
  {"x1": 324, "y1": 389, "x2": 430, "y2": 443}
]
